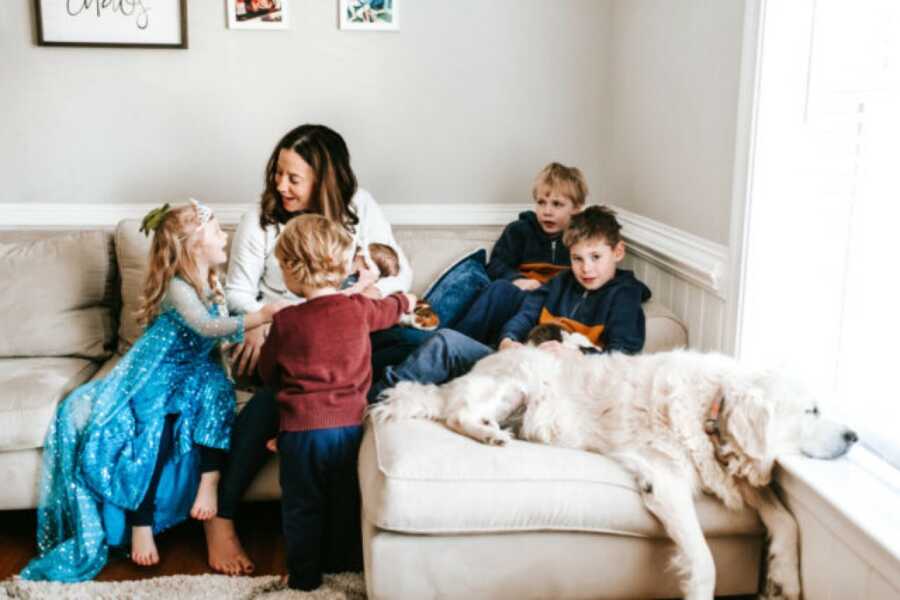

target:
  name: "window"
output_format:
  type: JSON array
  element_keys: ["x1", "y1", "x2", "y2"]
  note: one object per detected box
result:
[{"x1": 739, "y1": 0, "x2": 900, "y2": 472}]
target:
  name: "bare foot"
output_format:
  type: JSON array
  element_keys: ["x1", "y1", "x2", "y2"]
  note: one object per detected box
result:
[
  {"x1": 191, "y1": 471, "x2": 220, "y2": 521},
  {"x1": 204, "y1": 517, "x2": 255, "y2": 575},
  {"x1": 131, "y1": 526, "x2": 160, "y2": 566}
]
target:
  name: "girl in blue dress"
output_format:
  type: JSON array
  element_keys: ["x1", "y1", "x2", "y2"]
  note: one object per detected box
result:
[{"x1": 21, "y1": 200, "x2": 287, "y2": 582}]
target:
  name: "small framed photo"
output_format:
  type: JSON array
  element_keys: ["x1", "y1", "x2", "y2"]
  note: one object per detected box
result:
[
  {"x1": 227, "y1": 0, "x2": 289, "y2": 30},
  {"x1": 339, "y1": 0, "x2": 399, "y2": 31},
  {"x1": 34, "y1": 0, "x2": 187, "y2": 48}
]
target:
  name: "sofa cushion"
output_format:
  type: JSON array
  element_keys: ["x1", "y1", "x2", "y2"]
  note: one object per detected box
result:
[
  {"x1": 114, "y1": 219, "x2": 152, "y2": 353},
  {"x1": 360, "y1": 419, "x2": 763, "y2": 538},
  {"x1": 0, "y1": 357, "x2": 99, "y2": 451},
  {"x1": 0, "y1": 232, "x2": 117, "y2": 359},
  {"x1": 393, "y1": 226, "x2": 502, "y2": 295},
  {"x1": 643, "y1": 300, "x2": 688, "y2": 353}
]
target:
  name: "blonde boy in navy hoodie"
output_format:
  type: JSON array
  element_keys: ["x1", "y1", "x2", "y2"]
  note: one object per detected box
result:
[{"x1": 453, "y1": 162, "x2": 587, "y2": 342}]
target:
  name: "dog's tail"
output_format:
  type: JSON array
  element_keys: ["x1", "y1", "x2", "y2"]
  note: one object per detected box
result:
[{"x1": 367, "y1": 381, "x2": 445, "y2": 423}]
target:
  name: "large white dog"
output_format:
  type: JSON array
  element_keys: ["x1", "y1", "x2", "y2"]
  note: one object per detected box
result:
[{"x1": 368, "y1": 346, "x2": 858, "y2": 600}]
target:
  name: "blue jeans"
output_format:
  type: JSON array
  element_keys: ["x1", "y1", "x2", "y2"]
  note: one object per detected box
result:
[
  {"x1": 278, "y1": 426, "x2": 363, "y2": 590},
  {"x1": 368, "y1": 330, "x2": 492, "y2": 402},
  {"x1": 452, "y1": 279, "x2": 527, "y2": 346},
  {"x1": 370, "y1": 326, "x2": 435, "y2": 383}
]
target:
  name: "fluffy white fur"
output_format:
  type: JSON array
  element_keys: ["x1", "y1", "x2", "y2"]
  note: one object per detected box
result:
[{"x1": 368, "y1": 347, "x2": 857, "y2": 600}]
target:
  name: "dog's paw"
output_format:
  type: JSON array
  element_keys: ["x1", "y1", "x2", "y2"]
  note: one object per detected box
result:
[
  {"x1": 760, "y1": 576, "x2": 799, "y2": 600},
  {"x1": 484, "y1": 428, "x2": 513, "y2": 446},
  {"x1": 761, "y1": 556, "x2": 800, "y2": 600}
]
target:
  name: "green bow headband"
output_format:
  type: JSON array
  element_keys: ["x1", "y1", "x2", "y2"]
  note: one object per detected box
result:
[{"x1": 139, "y1": 203, "x2": 172, "y2": 237}]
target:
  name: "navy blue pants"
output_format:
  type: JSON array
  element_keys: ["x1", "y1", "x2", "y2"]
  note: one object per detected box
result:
[
  {"x1": 452, "y1": 279, "x2": 528, "y2": 346},
  {"x1": 278, "y1": 426, "x2": 364, "y2": 591},
  {"x1": 217, "y1": 326, "x2": 431, "y2": 519}
]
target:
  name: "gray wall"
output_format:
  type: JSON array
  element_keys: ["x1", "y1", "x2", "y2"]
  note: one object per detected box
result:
[
  {"x1": 607, "y1": 0, "x2": 746, "y2": 244},
  {"x1": 2, "y1": 1, "x2": 749, "y2": 245},
  {"x1": 0, "y1": 1, "x2": 611, "y2": 207}
]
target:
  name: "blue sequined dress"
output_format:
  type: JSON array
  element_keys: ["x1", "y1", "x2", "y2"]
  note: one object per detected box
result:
[{"x1": 20, "y1": 277, "x2": 245, "y2": 582}]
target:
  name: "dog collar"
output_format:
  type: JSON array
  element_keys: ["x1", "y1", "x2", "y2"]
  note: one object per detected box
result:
[{"x1": 704, "y1": 395, "x2": 725, "y2": 436}]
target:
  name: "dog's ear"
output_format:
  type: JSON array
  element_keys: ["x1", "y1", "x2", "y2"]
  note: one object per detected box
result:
[{"x1": 725, "y1": 387, "x2": 773, "y2": 461}]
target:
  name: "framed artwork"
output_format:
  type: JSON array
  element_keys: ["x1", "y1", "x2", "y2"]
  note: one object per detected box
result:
[
  {"x1": 339, "y1": 0, "x2": 398, "y2": 31},
  {"x1": 34, "y1": 0, "x2": 188, "y2": 48},
  {"x1": 227, "y1": 0, "x2": 289, "y2": 30}
]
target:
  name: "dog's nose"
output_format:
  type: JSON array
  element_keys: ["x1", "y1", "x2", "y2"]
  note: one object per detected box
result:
[{"x1": 843, "y1": 430, "x2": 859, "y2": 445}]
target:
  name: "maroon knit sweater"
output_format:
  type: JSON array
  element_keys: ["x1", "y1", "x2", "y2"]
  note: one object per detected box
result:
[{"x1": 258, "y1": 292, "x2": 410, "y2": 432}]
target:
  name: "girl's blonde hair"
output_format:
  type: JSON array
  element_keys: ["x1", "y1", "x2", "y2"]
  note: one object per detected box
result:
[
  {"x1": 275, "y1": 214, "x2": 353, "y2": 290},
  {"x1": 136, "y1": 203, "x2": 222, "y2": 326}
]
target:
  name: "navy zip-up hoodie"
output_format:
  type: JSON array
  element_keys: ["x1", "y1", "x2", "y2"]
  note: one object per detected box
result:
[
  {"x1": 486, "y1": 211, "x2": 571, "y2": 281},
  {"x1": 500, "y1": 269, "x2": 651, "y2": 354}
]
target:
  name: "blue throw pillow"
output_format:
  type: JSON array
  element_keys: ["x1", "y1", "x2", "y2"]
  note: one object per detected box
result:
[{"x1": 424, "y1": 248, "x2": 490, "y2": 328}]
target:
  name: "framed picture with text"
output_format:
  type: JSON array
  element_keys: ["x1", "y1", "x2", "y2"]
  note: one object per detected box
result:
[
  {"x1": 339, "y1": 0, "x2": 398, "y2": 31},
  {"x1": 34, "y1": 0, "x2": 188, "y2": 48}
]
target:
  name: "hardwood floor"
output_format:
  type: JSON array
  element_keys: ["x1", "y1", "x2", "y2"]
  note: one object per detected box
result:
[
  {"x1": 0, "y1": 502, "x2": 286, "y2": 581},
  {"x1": 1, "y1": 505, "x2": 757, "y2": 599}
]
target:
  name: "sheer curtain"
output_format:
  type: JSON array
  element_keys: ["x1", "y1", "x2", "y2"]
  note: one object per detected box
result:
[{"x1": 739, "y1": 0, "x2": 900, "y2": 472}]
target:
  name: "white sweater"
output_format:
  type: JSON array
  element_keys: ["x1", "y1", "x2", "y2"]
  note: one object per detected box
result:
[{"x1": 225, "y1": 188, "x2": 413, "y2": 314}]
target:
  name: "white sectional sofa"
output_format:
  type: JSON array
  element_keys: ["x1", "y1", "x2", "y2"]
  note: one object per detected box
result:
[{"x1": 0, "y1": 220, "x2": 763, "y2": 598}]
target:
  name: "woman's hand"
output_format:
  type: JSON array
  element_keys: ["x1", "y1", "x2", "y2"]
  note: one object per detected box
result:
[
  {"x1": 512, "y1": 278, "x2": 542, "y2": 291},
  {"x1": 499, "y1": 338, "x2": 523, "y2": 352},
  {"x1": 232, "y1": 322, "x2": 270, "y2": 377}
]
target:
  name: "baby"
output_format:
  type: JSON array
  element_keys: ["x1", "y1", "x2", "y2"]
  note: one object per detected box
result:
[
  {"x1": 348, "y1": 243, "x2": 438, "y2": 331},
  {"x1": 344, "y1": 243, "x2": 400, "y2": 291}
]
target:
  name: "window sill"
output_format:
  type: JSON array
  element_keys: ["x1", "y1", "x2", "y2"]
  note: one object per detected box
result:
[{"x1": 774, "y1": 448, "x2": 900, "y2": 589}]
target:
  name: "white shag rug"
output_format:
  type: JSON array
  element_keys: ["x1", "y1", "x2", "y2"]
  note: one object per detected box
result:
[{"x1": 1, "y1": 572, "x2": 365, "y2": 600}]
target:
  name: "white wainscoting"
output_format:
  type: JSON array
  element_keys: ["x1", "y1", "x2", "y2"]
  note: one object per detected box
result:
[
  {"x1": 2, "y1": 202, "x2": 730, "y2": 352},
  {"x1": 615, "y1": 207, "x2": 729, "y2": 353}
]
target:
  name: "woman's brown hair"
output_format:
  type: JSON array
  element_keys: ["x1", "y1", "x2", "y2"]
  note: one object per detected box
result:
[{"x1": 259, "y1": 124, "x2": 360, "y2": 232}]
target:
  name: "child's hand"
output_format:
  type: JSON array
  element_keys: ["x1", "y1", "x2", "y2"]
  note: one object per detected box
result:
[
  {"x1": 499, "y1": 338, "x2": 523, "y2": 351},
  {"x1": 266, "y1": 438, "x2": 277, "y2": 453},
  {"x1": 263, "y1": 300, "x2": 292, "y2": 320},
  {"x1": 403, "y1": 293, "x2": 418, "y2": 312},
  {"x1": 513, "y1": 278, "x2": 542, "y2": 291}
]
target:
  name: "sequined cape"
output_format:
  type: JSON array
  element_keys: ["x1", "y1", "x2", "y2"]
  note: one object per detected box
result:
[{"x1": 20, "y1": 278, "x2": 245, "y2": 582}]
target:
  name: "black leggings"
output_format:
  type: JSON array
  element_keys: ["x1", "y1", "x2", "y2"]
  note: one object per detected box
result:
[
  {"x1": 217, "y1": 388, "x2": 279, "y2": 520},
  {"x1": 128, "y1": 414, "x2": 227, "y2": 527}
]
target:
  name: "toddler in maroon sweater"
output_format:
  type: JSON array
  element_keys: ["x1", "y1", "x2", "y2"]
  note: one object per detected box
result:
[{"x1": 257, "y1": 214, "x2": 414, "y2": 591}]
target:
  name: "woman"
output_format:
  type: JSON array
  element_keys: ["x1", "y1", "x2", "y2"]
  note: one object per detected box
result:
[{"x1": 205, "y1": 124, "x2": 430, "y2": 575}]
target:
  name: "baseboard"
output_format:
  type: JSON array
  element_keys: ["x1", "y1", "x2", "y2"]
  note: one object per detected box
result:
[{"x1": 2, "y1": 202, "x2": 727, "y2": 293}]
